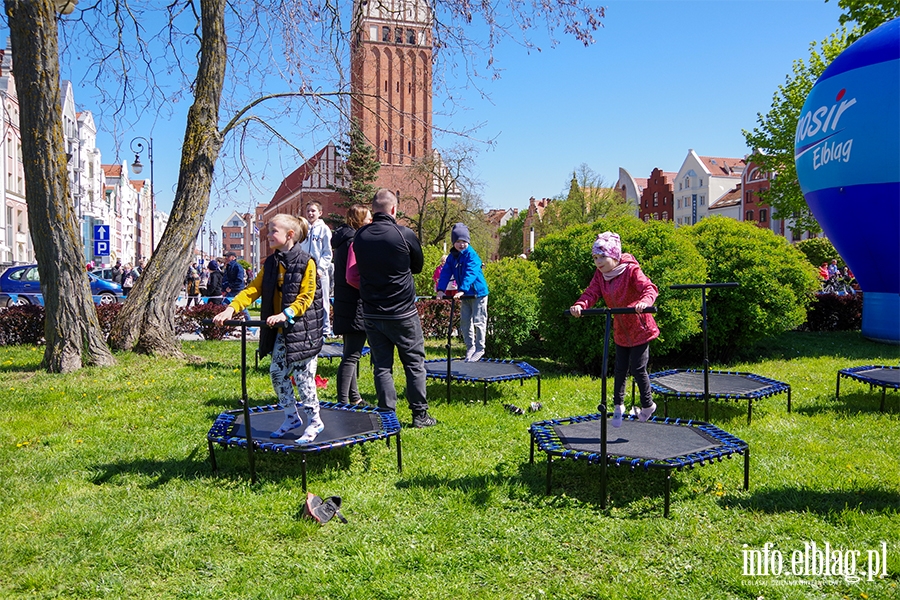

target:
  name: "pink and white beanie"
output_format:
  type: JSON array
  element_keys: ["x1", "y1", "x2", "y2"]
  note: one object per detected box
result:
[{"x1": 592, "y1": 231, "x2": 622, "y2": 261}]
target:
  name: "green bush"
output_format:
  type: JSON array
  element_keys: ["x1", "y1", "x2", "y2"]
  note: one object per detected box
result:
[
  {"x1": 483, "y1": 257, "x2": 541, "y2": 357},
  {"x1": 531, "y1": 216, "x2": 706, "y2": 374},
  {"x1": 415, "y1": 244, "x2": 445, "y2": 298},
  {"x1": 685, "y1": 216, "x2": 820, "y2": 360},
  {"x1": 795, "y1": 237, "x2": 840, "y2": 267}
]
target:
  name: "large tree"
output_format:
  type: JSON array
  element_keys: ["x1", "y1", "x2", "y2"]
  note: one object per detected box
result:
[
  {"x1": 9, "y1": 0, "x2": 605, "y2": 367},
  {"x1": 534, "y1": 164, "x2": 633, "y2": 239},
  {"x1": 742, "y1": 30, "x2": 849, "y2": 235},
  {"x1": 330, "y1": 118, "x2": 380, "y2": 223},
  {"x1": 827, "y1": 0, "x2": 900, "y2": 41},
  {"x1": 5, "y1": 0, "x2": 115, "y2": 372}
]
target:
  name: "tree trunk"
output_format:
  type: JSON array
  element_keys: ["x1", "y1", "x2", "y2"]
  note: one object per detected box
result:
[
  {"x1": 108, "y1": 0, "x2": 227, "y2": 356},
  {"x1": 5, "y1": 0, "x2": 115, "y2": 372}
]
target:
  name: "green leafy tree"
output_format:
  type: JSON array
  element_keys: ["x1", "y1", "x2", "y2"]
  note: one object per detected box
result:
[
  {"x1": 498, "y1": 210, "x2": 526, "y2": 258},
  {"x1": 331, "y1": 119, "x2": 380, "y2": 222},
  {"x1": 795, "y1": 237, "x2": 840, "y2": 268},
  {"x1": 828, "y1": 0, "x2": 900, "y2": 40},
  {"x1": 535, "y1": 164, "x2": 635, "y2": 239},
  {"x1": 743, "y1": 30, "x2": 850, "y2": 235}
]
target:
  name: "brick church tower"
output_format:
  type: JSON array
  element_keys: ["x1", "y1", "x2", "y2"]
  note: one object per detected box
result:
[{"x1": 351, "y1": 0, "x2": 433, "y2": 200}]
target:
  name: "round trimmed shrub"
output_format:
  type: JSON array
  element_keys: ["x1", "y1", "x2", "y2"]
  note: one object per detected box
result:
[
  {"x1": 795, "y1": 237, "x2": 841, "y2": 268},
  {"x1": 685, "y1": 216, "x2": 820, "y2": 359},
  {"x1": 531, "y1": 216, "x2": 706, "y2": 374},
  {"x1": 484, "y1": 257, "x2": 541, "y2": 357}
]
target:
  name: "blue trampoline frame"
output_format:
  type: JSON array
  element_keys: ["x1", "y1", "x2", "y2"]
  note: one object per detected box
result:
[
  {"x1": 836, "y1": 365, "x2": 899, "y2": 412},
  {"x1": 207, "y1": 401, "x2": 402, "y2": 492},
  {"x1": 648, "y1": 368, "x2": 792, "y2": 424},
  {"x1": 529, "y1": 409, "x2": 749, "y2": 517},
  {"x1": 424, "y1": 357, "x2": 541, "y2": 405}
]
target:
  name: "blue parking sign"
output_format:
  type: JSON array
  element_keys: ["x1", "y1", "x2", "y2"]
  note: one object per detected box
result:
[{"x1": 94, "y1": 240, "x2": 110, "y2": 256}]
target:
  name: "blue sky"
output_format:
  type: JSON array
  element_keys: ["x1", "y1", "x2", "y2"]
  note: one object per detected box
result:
[{"x1": 52, "y1": 0, "x2": 846, "y2": 226}]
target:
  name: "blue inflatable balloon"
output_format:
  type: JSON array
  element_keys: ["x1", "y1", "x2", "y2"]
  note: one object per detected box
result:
[{"x1": 795, "y1": 18, "x2": 900, "y2": 344}]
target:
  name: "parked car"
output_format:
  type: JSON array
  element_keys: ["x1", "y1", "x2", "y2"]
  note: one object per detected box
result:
[
  {"x1": 0, "y1": 264, "x2": 123, "y2": 307},
  {"x1": 91, "y1": 267, "x2": 117, "y2": 282}
]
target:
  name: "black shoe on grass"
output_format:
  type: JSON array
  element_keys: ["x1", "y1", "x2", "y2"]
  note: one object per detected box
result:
[{"x1": 412, "y1": 412, "x2": 437, "y2": 428}]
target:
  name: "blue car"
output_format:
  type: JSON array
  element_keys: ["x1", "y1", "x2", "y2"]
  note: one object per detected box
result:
[{"x1": 0, "y1": 264, "x2": 123, "y2": 307}]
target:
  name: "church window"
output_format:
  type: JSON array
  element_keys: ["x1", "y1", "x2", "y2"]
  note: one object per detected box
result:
[
  {"x1": 382, "y1": 27, "x2": 390, "y2": 42},
  {"x1": 407, "y1": 29, "x2": 416, "y2": 44},
  {"x1": 395, "y1": 28, "x2": 403, "y2": 43}
]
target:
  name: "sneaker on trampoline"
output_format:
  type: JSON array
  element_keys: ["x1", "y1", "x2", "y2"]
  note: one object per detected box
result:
[
  {"x1": 611, "y1": 404, "x2": 625, "y2": 428},
  {"x1": 296, "y1": 417, "x2": 325, "y2": 444},
  {"x1": 271, "y1": 414, "x2": 303, "y2": 438},
  {"x1": 636, "y1": 401, "x2": 657, "y2": 422},
  {"x1": 412, "y1": 412, "x2": 437, "y2": 428},
  {"x1": 467, "y1": 350, "x2": 485, "y2": 362}
]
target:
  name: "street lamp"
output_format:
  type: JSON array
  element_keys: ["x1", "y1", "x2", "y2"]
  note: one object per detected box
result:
[
  {"x1": 130, "y1": 136, "x2": 155, "y2": 258},
  {"x1": 200, "y1": 222, "x2": 206, "y2": 264}
]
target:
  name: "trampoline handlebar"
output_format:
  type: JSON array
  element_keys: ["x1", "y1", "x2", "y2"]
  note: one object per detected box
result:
[
  {"x1": 563, "y1": 306, "x2": 657, "y2": 316},
  {"x1": 670, "y1": 282, "x2": 739, "y2": 290},
  {"x1": 201, "y1": 319, "x2": 271, "y2": 327}
]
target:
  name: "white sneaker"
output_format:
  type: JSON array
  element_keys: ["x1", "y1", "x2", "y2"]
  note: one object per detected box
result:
[
  {"x1": 296, "y1": 417, "x2": 324, "y2": 444},
  {"x1": 636, "y1": 401, "x2": 657, "y2": 422},
  {"x1": 467, "y1": 350, "x2": 485, "y2": 362},
  {"x1": 611, "y1": 405, "x2": 624, "y2": 428}
]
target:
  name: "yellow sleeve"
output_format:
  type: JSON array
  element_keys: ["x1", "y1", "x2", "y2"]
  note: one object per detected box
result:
[
  {"x1": 227, "y1": 267, "x2": 265, "y2": 313},
  {"x1": 286, "y1": 260, "x2": 317, "y2": 316}
]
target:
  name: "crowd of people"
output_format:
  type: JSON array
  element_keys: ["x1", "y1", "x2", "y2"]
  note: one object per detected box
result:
[{"x1": 88, "y1": 191, "x2": 660, "y2": 445}]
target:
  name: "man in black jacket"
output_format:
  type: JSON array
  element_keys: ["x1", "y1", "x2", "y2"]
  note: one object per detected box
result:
[{"x1": 353, "y1": 189, "x2": 436, "y2": 428}]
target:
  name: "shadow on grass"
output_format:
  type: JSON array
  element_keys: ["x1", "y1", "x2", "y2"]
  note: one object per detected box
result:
[
  {"x1": 89, "y1": 442, "x2": 369, "y2": 487},
  {"x1": 794, "y1": 391, "x2": 899, "y2": 417},
  {"x1": 720, "y1": 486, "x2": 900, "y2": 515},
  {"x1": 0, "y1": 362, "x2": 42, "y2": 373},
  {"x1": 395, "y1": 458, "x2": 687, "y2": 517},
  {"x1": 742, "y1": 330, "x2": 897, "y2": 363}
]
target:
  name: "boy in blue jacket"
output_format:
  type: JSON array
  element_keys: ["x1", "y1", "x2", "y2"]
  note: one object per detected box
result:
[{"x1": 437, "y1": 223, "x2": 489, "y2": 361}]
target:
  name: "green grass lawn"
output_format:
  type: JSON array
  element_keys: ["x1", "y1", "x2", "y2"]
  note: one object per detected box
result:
[{"x1": 0, "y1": 331, "x2": 897, "y2": 599}]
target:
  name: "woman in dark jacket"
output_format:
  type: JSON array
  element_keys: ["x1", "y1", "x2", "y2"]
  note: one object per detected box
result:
[
  {"x1": 204, "y1": 261, "x2": 223, "y2": 305},
  {"x1": 331, "y1": 204, "x2": 372, "y2": 404}
]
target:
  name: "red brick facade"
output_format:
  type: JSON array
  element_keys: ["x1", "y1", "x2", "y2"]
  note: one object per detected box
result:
[{"x1": 638, "y1": 168, "x2": 677, "y2": 222}]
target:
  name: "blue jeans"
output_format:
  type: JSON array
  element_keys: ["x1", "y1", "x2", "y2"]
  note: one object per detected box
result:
[{"x1": 364, "y1": 314, "x2": 429, "y2": 414}]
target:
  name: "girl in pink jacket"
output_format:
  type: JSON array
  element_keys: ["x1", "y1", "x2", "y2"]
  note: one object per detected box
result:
[{"x1": 569, "y1": 231, "x2": 660, "y2": 427}]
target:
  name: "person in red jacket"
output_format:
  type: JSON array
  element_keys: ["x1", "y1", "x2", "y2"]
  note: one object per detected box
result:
[{"x1": 569, "y1": 231, "x2": 660, "y2": 427}]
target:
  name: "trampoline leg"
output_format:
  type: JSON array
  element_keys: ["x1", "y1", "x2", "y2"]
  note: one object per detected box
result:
[
  {"x1": 881, "y1": 387, "x2": 886, "y2": 413},
  {"x1": 301, "y1": 456, "x2": 308, "y2": 493},
  {"x1": 743, "y1": 447, "x2": 750, "y2": 491},
  {"x1": 208, "y1": 439, "x2": 218, "y2": 473},
  {"x1": 483, "y1": 382, "x2": 488, "y2": 406},
  {"x1": 545, "y1": 455, "x2": 552, "y2": 495},
  {"x1": 663, "y1": 398, "x2": 669, "y2": 418},
  {"x1": 664, "y1": 471, "x2": 671, "y2": 519},
  {"x1": 835, "y1": 373, "x2": 841, "y2": 400},
  {"x1": 787, "y1": 387, "x2": 792, "y2": 414},
  {"x1": 537, "y1": 376, "x2": 541, "y2": 400},
  {"x1": 529, "y1": 434, "x2": 535, "y2": 465},
  {"x1": 747, "y1": 400, "x2": 752, "y2": 426},
  {"x1": 396, "y1": 432, "x2": 403, "y2": 473}
]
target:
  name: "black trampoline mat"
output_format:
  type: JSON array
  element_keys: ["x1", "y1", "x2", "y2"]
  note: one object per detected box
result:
[
  {"x1": 425, "y1": 359, "x2": 531, "y2": 379},
  {"x1": 851, "y1": 368, "x2": 900, "y2": 386},
  {"x1": 318, "y1": 343, "x2": 370, "y2": 360},
  {"x1": 652, "y1": 371, "x2": 774, "y2": 395},
  {"x1": 554, "y1": 419, "x2": 720, "y2": 461},
  {"x1": 229, "y1": 407, "x2": 382, "y2": 444}
]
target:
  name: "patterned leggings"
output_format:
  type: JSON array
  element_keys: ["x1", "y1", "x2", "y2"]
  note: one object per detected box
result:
[{"x1": 270, "y1": 333, "x2": 320, "y2": 418}]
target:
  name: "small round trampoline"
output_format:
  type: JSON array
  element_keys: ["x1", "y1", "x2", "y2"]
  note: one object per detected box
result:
[
  {"x1": 836, "y1": 365, "x2": 899, "y2": 412},
  {"x1": 652, "y1": 283, "x2": 791, "y2": 424},
  {"x1": 424, "y1": 357, "x2": 541, "y2": 404},
  {"x1": 649, "y1": 369, "x2": 791, "y2": 424},
  {"x1": 207, "y1": 401, "x2": 401, "y2": 491},
  {"x1": 424, "y1": 297, "x2": 541, "y2": 404},
  {"x1": 529, "y1": 410, "x2": 749, "y2": 517},
  {"x1": 206, "y1": 319, "x2": 400, "y2": 489}
]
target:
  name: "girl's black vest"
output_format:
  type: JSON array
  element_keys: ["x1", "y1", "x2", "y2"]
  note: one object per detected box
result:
[{"x1": 258, "y1": 244, "x2": 324, "y2": 364}]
